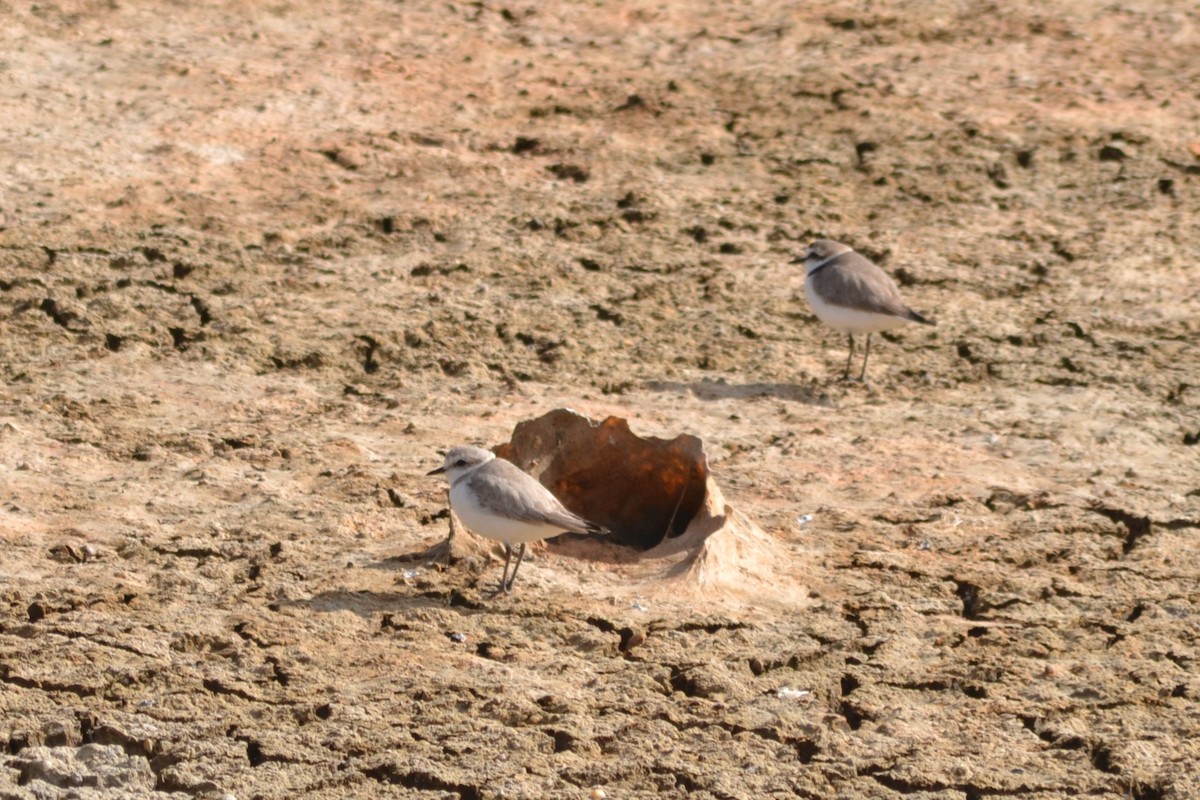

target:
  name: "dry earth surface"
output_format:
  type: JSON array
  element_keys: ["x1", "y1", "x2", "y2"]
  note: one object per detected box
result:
[{"x1": 2, "y1": 0, "x2": 1199, "y2": 798}]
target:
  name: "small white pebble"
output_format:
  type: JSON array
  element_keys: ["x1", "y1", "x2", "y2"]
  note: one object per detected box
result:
[
  {"x1": 401, "y1": 568, "x2": 420, "y2": 580},
  {"x1": 776, "y1": 687, "x2": 811, "y2": 700},
  {"x1": 590, "y1": 789, "x2": 607, "y2": 800},
  {"x1": 630, "y1": 599, "x2": 649, "y2": 612},
  {"x1": 796, "y1": 514, "x2": 813, "y2": 526}
]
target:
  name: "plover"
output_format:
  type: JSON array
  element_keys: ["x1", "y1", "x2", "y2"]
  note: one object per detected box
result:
[
  {"x1": 426, "y1": 445, "x2": 608, "y2": 594},
  {"x1": 793, "y1": 239, "x2": 934, "y2": 380}
]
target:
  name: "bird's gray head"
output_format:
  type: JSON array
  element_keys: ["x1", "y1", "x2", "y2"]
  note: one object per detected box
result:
[
  {"x1": 426, "y1": 445, "x2": 496, "y2": 482},
  {"x1": 791, "y1": 239, "x2": 852, "y2": 275}
]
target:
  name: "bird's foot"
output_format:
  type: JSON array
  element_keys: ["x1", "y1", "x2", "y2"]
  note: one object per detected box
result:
[{"x1": 487, "y1": 578, "x2": 516, "y2": 596}]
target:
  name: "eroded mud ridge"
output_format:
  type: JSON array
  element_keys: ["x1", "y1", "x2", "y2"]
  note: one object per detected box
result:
[{"x1": 1, "y1": 1, "x2": 1198, "y2": 798}]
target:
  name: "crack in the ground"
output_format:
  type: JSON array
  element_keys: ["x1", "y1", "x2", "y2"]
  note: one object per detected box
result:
[
  {"x1": 356, "y1": 334, "x2": 380, "y2": 374},
  {"x1": 1017, "y1": 713, "x2": 1155, "y2": 785},
  {"x1": 232, "y1": 621, "x2": 277, "y2": 649},
  {"x1": 201, "y1": 677, "x2": 261, "y2": 703},
  {"x1": 879, "y1": 678, "x2": 989, "y2": 698},
  {"x1": 582, "y1": 616, "x2": 650, "y2": 654},
  {"x1": 651, "y1": 710, "x2": 820, "y2": 762},
  {"x1": 362, "y1": 763, "x2": 482, "y2": 800},
  {"x1": 843, "y1": 610, "x2": 869, "y2": 637},
  {"x1": 1130, "y1": 782, "x2": 1170, "y2": 800},
  {"x1": 838, "y1": 698, "x2": 867, "y2": 730},
  {"x1": 78, "y1": 714, "x2": 160, "y2": 760},
  {"x1": 189, "y1": 295, "x2": 212, "y2": 325},
  {"x1": 43, "y1": 273, "x2": 218, "y2": 331},
  {"x1": 150, "y1": 545, "x2": 241, "y2": 561},
  {"x1": 1161, "y1": 650, "x2": 1191, "y2": 670},
  {"x1": 1088, "y1": 505, "x2": 1152, "y2": 555},
  {"x1": 230, "y1": 732, "x2": 315, "y2": 768},
  {"x1": 747, "y1": 647, "x2": 825, "y2": 675},
  {"x1": 20, "y1": 624, "x2": 165, "y2": 659},
  {"x1": 955, "y1": 580, "x2": 986, "y2": 620},
  {"x1": 648, "y1": 765, "x2": 704, "y2": 793},
  {"x1": 867, "y1": 768, "x2": 1063, "y2": 797},
  {"x1": 36, "y1": 297, "x2": 85, "y2": 329},
  {"x1": 651, "y1": 618, "x2": 752, "y2": 635},
  {"x1": 0, "y1": 665, "x2": 97, "y2": 698}
]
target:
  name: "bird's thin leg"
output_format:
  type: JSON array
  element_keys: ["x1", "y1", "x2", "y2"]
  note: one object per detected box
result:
[
  {"x1": 859, "y1": 333, "x2": 873, "y2": 381},
  {"x1": 504, "y1": 543, "x2": 527, "y2": 594},
  {"x1": 493, "y1": 544, "x2": 513, "y2": 595},
  {"x1": 842, "y1": 334, "x2": 856, "y2": 380}
]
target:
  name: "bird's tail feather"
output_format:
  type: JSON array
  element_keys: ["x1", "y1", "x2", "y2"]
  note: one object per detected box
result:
[
  {"x1": 907, "y1": 308, "x2": 934, "y2": 325},
  {"x1": 548, "y1": 511, "x2": 610, "y2": 536}
]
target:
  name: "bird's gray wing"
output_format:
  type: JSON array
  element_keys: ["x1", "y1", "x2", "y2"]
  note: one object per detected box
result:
[
  {"x1": 810, "y1": 251, "x2": 921, "y2": 320},
  {"x1": 472, "y1": 460, "x2": 607, "y2": 534}
]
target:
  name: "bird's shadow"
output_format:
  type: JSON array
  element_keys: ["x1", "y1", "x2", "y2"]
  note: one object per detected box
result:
[
  {"x1": 372, "y1": 536, "x2": 457, "y2": 568},
  {"x1": 646, "y1": 378, "x2": 834, "y2": 406}
]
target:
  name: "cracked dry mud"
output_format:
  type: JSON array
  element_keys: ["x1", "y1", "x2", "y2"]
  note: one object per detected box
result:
[{"x1": 1, "y1": 1, "x2": 1199, "y2": 799}]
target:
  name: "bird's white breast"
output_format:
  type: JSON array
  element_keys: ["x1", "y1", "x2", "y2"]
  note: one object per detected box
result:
[
  {"x1": 805, "y1": 279, "x2": 909, "y2": 334},
  {"x1": 449, "y1": 480, "x2": 565, "y2": 545}
]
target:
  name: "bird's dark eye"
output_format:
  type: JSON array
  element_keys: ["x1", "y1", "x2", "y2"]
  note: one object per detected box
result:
[{"x1": 455, "y1": 459, "x2": 468, "y2": 467}]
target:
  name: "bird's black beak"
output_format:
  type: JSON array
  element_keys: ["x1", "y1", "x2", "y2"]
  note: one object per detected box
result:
[{"x1": 426, "y1": 466, "x2": 445, "y2": 476}]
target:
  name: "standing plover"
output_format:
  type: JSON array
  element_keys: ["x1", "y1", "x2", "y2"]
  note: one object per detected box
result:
[
  {"x1": 793, "y1": 239, "x2": 934, "y2": 380},
  {"x1": 427, "y1": 445, "x2": 608, "y2": 594}
]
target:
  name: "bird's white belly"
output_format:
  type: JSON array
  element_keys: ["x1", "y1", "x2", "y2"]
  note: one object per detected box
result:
[
  {"x1": 805, "y1": 281, "x2": 907, "y2": 334},
  {"x1": 450, "y1": 483, "x2": 563, "y2": 545}
]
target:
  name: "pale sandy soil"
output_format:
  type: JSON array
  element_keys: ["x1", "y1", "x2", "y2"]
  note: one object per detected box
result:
[{"x1": 1, "y1": 1, "x2": 1199, "y2": 798}]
